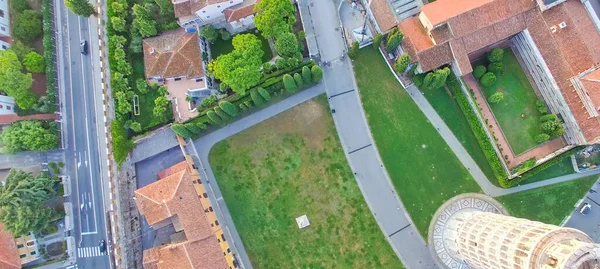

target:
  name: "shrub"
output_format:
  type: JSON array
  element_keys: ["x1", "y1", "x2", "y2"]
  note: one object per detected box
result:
[
  {"x1": 239, "y1": 103, "x2": 247, "y2": 110},
  {"x1": 301, "y1": 66, "x2": 312, "y2": 83},
  {"x1": 111, "y1": 120, "x2": 134, "y2": 165},
  {"x1": 250, "y1": 89, "x2": 264, "y2": 106},
  {"x1": 298, "y1": 31, "x2": 306, "y2": 41},
  {"x1": 394, "y1": 53, "x2": 410, "y2": 73},
  {"x1": 199, "y1": 25, "x2": 218, "y2": 43},
  {"x1": 257, "y1": 87, "x2": 271, "y2": 101},
  {"x1": 263, "y1": 62, "x2": 274, "y2": 73},
  {"x1": 534, "y1": 133, "x2": 551, "y2": 144},
  {"x1": 488, "y1": 92, "x2": 504, "y2": 104},
  {"x1": 11, "y1": 0, "x2": 31, "y2": 12},
  {"x1": 275, "y1": 32, "x2": 300, "y2": 58},
  {"x1": 275, "y1": 58, "x2": 288, "y2": 70},
  {"x1": 206, "y1": 111, "x2": 222, "y2": 124},
  {"x1": 283, "y1": 74, "x2": 297, "y2": 92},
  {"x1": 488, "y1": 61, "x2": 503, "y2": 74},
  {"x1": 311, "y1": 65, "x2": 323, "y2": 82},
  {"x1": 540, "y1": 114, "x2": 557, "y2": 123},
  {"x1": 13, "y1": 10, "x2": 43, "y2": 44},
  {"x1": 214, "y1": 107, "x2": 231, "y2": 121},
  {"x1": 201, "y1": 95, "x2": 216, "y2": 108},
  {"x1": 473, "y1": 65, "x2": 486, "y2": 79},
  {"x1": 287, "y1": 57, "x2": 300, "y2": 68},
  {"x1": 348, "y1": 41, "x2": 359, "y2": 60},
  {"x1": 218, "y1": 100, "x2": 238, "y2": 117},
  {"x1": 386, "y1": 29, "x2": 404, "y2": 52},
  {"x1": 536, "y1": 99, "x2": 548, "y2": 114},
  {"x1": 244, "y1": 100, "x2": 254, "y2": 108},
  {"x1": 293, "y1": 73, "x2": 304, "y2": 88},
  {"x1": 420, "y1": 67, "x2": 450, "y2": 90},
  {"x1": 23, "y1": 52, "x2": 45, "y2": 73},
  {"x1": 480, "y1": 72, "x2": 496, "y2": 87},
  {"x1": 513, "y1": 158, "x2": 537, "y2": 174},
  {"x1": 220, "y1": 28, "x2": 231, "y2": 40},
  {"x1": 184, "y1": 123, "x2": 202, "y2": 135},
  {"x1": 487, "y1": 48, "x2": 504, "y2": 62},
  {"x1": 373, "y1": 33, "x2": 383, "y2": 48},
  {"x1": 171, "y1": 123, "x2": 193, "y2": 138},
  {"x1": 135, "y1": 79, "x2": 148, "y2": 94}
]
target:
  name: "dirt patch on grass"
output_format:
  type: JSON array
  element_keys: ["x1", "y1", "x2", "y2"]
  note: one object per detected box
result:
[{"x1": 31, "y1": 73, "x2": 47, "y2": 97}]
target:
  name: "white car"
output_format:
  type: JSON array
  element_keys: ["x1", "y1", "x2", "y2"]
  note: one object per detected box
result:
[{"x1": 580, "y1": 203, "x2": 591, "y2": 215}]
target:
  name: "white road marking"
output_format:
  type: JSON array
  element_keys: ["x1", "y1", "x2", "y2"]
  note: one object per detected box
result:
[{"x1": 77, "y1": 246, "x2": 103, "y2": 258}]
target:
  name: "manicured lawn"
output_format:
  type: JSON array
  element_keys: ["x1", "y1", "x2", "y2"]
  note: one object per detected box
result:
[
  {"x1": 209, "y1": 96, "x2": 403, "y2": 268},
  {"x1": 519, "y1": 157, "x2": 575, "y2": 185},
  {"x1": 131, "y1": 54, "x2": 173, "y2": 131},
  {"x1": 354, "y1": 47, "x2": 481, "y2": 238},
  {"x1": 475, "y1": 49, "x2": 543, "y2": 155},
  {"x1": 423, "y1": 86, "x2": 496, "y2": 182},
  {"x1": 210, "y1": 31, "x2": 273, "y2": 63},
  {"x1": 498, "y1": 175, "x2": 598, "y2": 225}
]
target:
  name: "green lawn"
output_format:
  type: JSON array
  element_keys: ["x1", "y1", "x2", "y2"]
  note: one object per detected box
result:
[
  {"x1": 209, "y1": 96, "x2": 403, "y2": 268},
  {"x1": 475, "y1": 49, "x2": 543, "y2": 155},
  {"x1": 423, "y1": 86, "x2": 496, "y2": 182},
  {"x1": 131, "y1": 54, "x2": 173, "y2": 131},
  {"x1": 210, "y1": 31, "x2": 273, "y2": 63},
  {"x1": 519, "y1": 157, "x2": 575, "y2": 185},
  {"x1": 354, "y1": 47, "x2": 481, "y2": 238},
  {"x1": 498, "y1": 175, "x2": 598, "y2": 225}
]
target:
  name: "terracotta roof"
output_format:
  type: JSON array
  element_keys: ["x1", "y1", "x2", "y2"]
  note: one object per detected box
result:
[
  {"x1": 157, "y1": 161, "x2": 189, "y2": 179},
  {"x1": 172, "y1": 0, "x2": 231, "y2": 18},
  {"x1": 224, "y1": 3, "x2": 256, "y2": 23},
  {"x1": 0, "y1": 223, "x2": 21, "y2": 269},
  {"x1": 142, "y1": 28, "x2": 204, "y2": 80},
  {"x1": 370, "y1": 0, "x2": 397, "y2": 32},
  {"x1": 173, "y1": 1, "x2": 192, "y2": 18},
  {"x1": 398, "y1": 17, "x2": 433, "y2": 53},
  {"x1": 0, "y1": 113, "x2": 57, "y2": 125},
  {"x1": 421, "y1": 0, "x2": 493, "y2": 27}
]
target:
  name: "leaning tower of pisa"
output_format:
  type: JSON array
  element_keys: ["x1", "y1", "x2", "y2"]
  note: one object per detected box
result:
[{"x1": 429, "y1": 193, "x2": 600, "y2": 269}]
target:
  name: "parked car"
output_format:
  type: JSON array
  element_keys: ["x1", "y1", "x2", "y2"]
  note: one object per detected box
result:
[
  {"x1": 99, "y1": 240, "x2": 106, "y2": 253},
  {"x1": 580, "y1": 203, "x2": 591, "y2": 215},
  {"x1": 80, "y1": 40, "x2": 88, "y2": 55}
]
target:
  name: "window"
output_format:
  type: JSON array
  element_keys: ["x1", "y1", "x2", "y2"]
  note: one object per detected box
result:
[
  {"x1": 202, "y1": 10, "x2": 206, "y2": 13},
  {"x1": 7, "y1": 106, "x2": 11, "y2": 110},
  {"x1": 17, "y1": 244, "x2": 23, "y2": 249},
  {"x1": 217, "y1": 5, "x2": 220, "y2": 8},
  {"x1": 207, "y1": 16, "x2": 210, "y2": 19},
  {"x1": 19, "y1": 254, "x2": 26, "y2": 259},
  {"x1": 1, "y1": 27, "x2": 4, "y2": 31},
  {"x1": 30, "y1": 251, "x2": 36, "y2": 255},
  {"x1": 0, "y1": 10, "x2": 4, "y2": 18}
]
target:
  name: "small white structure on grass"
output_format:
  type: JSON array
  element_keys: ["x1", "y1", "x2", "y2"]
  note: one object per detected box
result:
[{"x1": 295, "y1": 215, "x2": 310, "y2": 229}]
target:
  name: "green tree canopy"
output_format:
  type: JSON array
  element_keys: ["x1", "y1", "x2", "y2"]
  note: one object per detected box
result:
[
  {"x1": 0, "y1": 50, "x2": 36, "y2": 109},
  {"x1": 199, "y1": 25, "x2": 219, "y2": 43},
  {"x1": 65, "y1": 0, "x2": 95, "y2": 17},
  {"x1": 23, "y1": 52, "x2": 45, "y2": 73},
  {"x1": 132, "y1": 4, "x2": 157, "y2": 38},
  {"x1": 386, "y1": 29, "x2": 404, "y2": 52},
  {"x1": 0, "y1": 120, "x2": 58, "y2": 154},
  {"x1": 473, "y1": 65, "x2": 486, "y2": 79},
  {"x1": 487, "y1": 48, "x2": 504, "y2": 63},
  {"x1": 480, "y1": 72, "x2": 497, "y2": 88},
  {"x1": 301, "y1": 66, "x2": 312, "y2": 83},
  {"x1": 488, "y1": 92, "x2": 504, "y2": 104},
  {"x1": 211, "y1": 34, "x2": 264, "y2": 95},
  {"x1": 394, "y1": 53, "x2": 411, "y2": 73},
  {"x1": 373, "y1": 33, "x2": 383, "y2": 48},
  {"x1": 275, "y1": 32, "x2": 300, "y2": 58},
  {"x1": 311, "y1": 65, "x2": 323, "y2": 82},
  {"x1": 421, "y1": 67, "x2": 450, "y2": 90},
  {"x1": 283, "y1": 74, "x2": 297, "y2": 92},
  {"x1": 13, "y1": 10, "x2": 43, "y2": 44},
  {"x1": 254, "y1": 0, "x2": 296, "y2": 38}
]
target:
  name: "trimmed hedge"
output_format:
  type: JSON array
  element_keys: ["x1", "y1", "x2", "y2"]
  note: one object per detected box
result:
[
  {"x1": 257, "y1": 87, "x2": 271, "y2": 101},
  {"x1": 171, "y1": 123, "x2": 193, "y2": 138},
  {"x1": 473, "y1": 65, "x2": 486, "y2": 80},
  {"x1": 218, "y1": 100, "x2": 238, "y2": 117},
  {"x1": 214, "y1": 107, "x2": 231, "y2": 121},
  {"x1": 293, "y1": 73, "x2": 304, "y2": 88},
  {"x1": 283, "y1": 74, "x2": 297, "y2": 92},
  {"x1": 206, "y1": 111, "x2": 222, "y2": 125},
  {"x1": 540, "y1": 114, "x2": 557, "y2": 123},
  {"x1": 250, "y1": 89, "x2": 265, "y2": 106},
  {"x1": 301, "y1": 66, "x2": 312, "y2": 83}
]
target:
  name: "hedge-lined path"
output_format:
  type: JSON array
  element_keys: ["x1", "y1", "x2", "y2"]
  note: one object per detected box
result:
[{"x1": 464, "y1": 75, "x2": 566, "y2": 168}]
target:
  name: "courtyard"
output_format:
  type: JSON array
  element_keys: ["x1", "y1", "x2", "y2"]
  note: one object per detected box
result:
[
  {"x1": 210, "y1": 30, "x2": 273, "y2": 63},
  {"x1": 209, "y1": 96, "x2": 402, "y2": 268}
]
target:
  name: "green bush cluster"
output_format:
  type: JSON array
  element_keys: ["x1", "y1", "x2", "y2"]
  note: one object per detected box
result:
[
  {"x1": 536, "y1": 99, "x2": 548, "y2": 114},
  {"x1": 488, "y1": 92, "x2": 504, "y2": 104},
  {"x1": 473, "y1": 65, "x2": 486, "y2": 79},
  {"x1": 480, "y1": 72, "x2": 496, "y2": 87},
  {"x1": 415, "y1": 67, "x2": 450, "y2": 90},
  {"x1": 111, "y1": 119, "x2": 134, "y2": 165},
  {"x1": 386, "y1": 28, "x2": 404, "y2": 53},
  {"x1": 348, "y1": 41, "x2": 359, "y2": 60},
  {"x1": 534, "y1": 133, "x2": 550, "y2": 144},
  {"x1": 487, "y1": 48, "x2": 504, "y2": 63},
  {"x1": 41, "y1": 0, "x2": 57, "y2": 112},
  {"x1": 394, "y1": 53, "x2": 411, "y2": 73},
  {"x1": 511, "y1": 158, "x2": 536, "y2": 174},
  {"x1": 171, "y1": 122, "x2": 208, "y2": 138}
]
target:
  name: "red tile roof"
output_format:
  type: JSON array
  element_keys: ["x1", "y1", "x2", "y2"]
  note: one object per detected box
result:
[
  {"x1": 224, "y1": 3, "x2": 257, "y2": 23},
  {"x1": 143, "y1": 28, "x2": 204, "y2": 80},
  {"x1": 0, "y1": 223, "x2": 21, "y2": 269},
  {"x1": 0, "y1": 114, "x2": 57, "y2": 125},
  {"x1": 370, "y1": 0, "x2": 398, "y2": 32},
  {"x1": 157, "y1": 161, "x2": 189, "y2": 179},
  {"x1": 172, "y1": 0, "x2": 231, "y2": 18},
  {"x1": 421, "y1": 0, "x2": 493, "y2": 27}
]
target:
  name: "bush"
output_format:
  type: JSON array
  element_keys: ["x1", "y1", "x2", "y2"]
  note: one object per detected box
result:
[
  {"x1": 23, "y1": 52, "x2": 45, "y2": 73},
  {"x1": 263, "y1": 62, "x2": 274, "y2": 73},
  {"x1": 536, "y1": 99, "x2": 548, "y2": 114},
  {"x1": 480, "y1": 72, "x2": 496, "y2": 87},
  {"x1": 541, "y1": 118, "x2": 561, "y2": 134},
  {"x1": 293, "y1": 73, "x2": 304, "y2": 88},
  {"x1": 287, "y1": 57, "x2": 300, "y2": 68},
  {"x1": 257, "y1": 87, "x2": 271, "y2": 101},
  {"x1": 540, "y1": 114, "x2": 557, "y2": 123},
  {"x1": 214, "y1": 107, "x2": 231, "y2": 121},
  {"x1": 171, "y1": 123, "x2": 193, "y2": 138},
  {"x1": 534, "y1": 133, "x2": 551, "y2": 144},
  {"x1": 283, "y1": 74, "x2": 297, "y2": 92},
  {"x1": 184, "y1": 123, "x2": 202, "y2": 135},
  {"x1": 488, "y1": 92, "x2": 504, "y2": 104},
  {"x1": 394, "y1": 53, "x2": 410, "y2": 73},
  {"x1": 135, "y1": 79, "x2": 148, "y2": 94},
  {"x1": 111, "y1": 120, "x2": 134, "y2": 165},
  {"x1": 250, "y1": 89, "x2": 264, "y2": 106},
  {"x1": 206, "y1": 111, "x2": 222, "y2": 124},
  {"x1": 420, "y1": 67, "x2": 450, "y2": 90},
  {"x1": 348, "y1": 41, "x2": 359, "y2": 60},
  {"x1": 201, "y1": 95, "x2": 216, "y2": 108},
  {"x1": 311, "y1": 65, "x2": 323, "y2": 82},
  {"x1": 301, "y1": 66, "x2": 312, "y2": 83},
  {"x1": 220, "y1": 28, "x2": 231, "y2": 40},
  {"x1": 13, "y1": 10, "x2": 43, "y2": 44},
  {"x1": 488, "y1": 61, "x2": 503, "y2": 74},
  {"x1": 373, "y1": 33, "x2": 383, "y2": 48},
  {"x1": 488, "y1": 48, "x2": 504, "y2": 63},
  {"x1": 11, "y1": 0, "x2": 31, "y2": 12},
  {"x1": 473, "y1": 65, "x2": 486, "y2": 79},
  {"x1": 218, "y1": 100, "x2": 238, "y2": 117},
  {"x1": 275, "y1": 32, "x2": 300, "y2": 58},
  {"x1": 199, "y1": 25, "x2": 218, "y2": 43},
  {"x1": 386, "y1": 29, "x2": 404, "y2": 52},
  {"x1": 298, "y1": 31, "x2": 306, "y2": 41},
  {"x1": 275, "y1": 58, "x2": 287, "y2": 70}
]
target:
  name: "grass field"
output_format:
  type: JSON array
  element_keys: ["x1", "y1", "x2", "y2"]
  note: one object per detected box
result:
[
  {"x1": 210, "y1": 31, "x2": 273, "y2": 63},
  {"x1": 209, "y1": 96, "x2": 403, "y2": 268},
  {"x1": 519, "y1": 157, "x2": 575, "y2": 185},
  {"x1": 475, "y1": 49, "x2": 543, "y2": 155},
  {"x1": 498, "y1": 175, "x2": 598, "y2": 225},
  {"x1": 423, "y1": 86, "x2": 496, "y2": 182},
  {"x1": 354, "y1": 47, "x2": 481, "y2": 238},
  {"x1": 131, "y1": 55, "x2": 173, "y2": 131}
]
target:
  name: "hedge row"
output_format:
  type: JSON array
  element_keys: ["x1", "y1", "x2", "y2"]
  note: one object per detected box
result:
[
  {"x1": 513, "y1": 146, "x2": 584, "y2": 185},
  {"x1": 41, "y1": 0, "x2": 56, "y2": 111},
  {"x1": 446, "y1": 73, "x2": 509, "y2": 187}
]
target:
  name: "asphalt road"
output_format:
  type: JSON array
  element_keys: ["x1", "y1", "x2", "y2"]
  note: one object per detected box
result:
[
  {"x1": 58, "y1": 2, "x2": 111, "y2": 268},
  {"x1": 564, "y1": 175, "x2": 600, "y2": 241}
]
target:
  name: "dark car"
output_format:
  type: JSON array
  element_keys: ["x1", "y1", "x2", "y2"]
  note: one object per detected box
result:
[
  {"x1": 99, "y1": 240, "x2": 106, "y2": 253},
  {"x1": 80, "y1": 40, "x2": 88, "y2": 55}
]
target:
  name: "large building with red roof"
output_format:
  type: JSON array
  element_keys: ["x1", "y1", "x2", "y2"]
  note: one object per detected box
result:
[
  {"x1": 174, "y1": 0, "x2": 260, "y2": 34},
  {"x1": 401, "y1": 0, "x2": 600, "y2": 145},
  {"x1": 0, "y1": 223, "x2": 22, "y2": 269}
]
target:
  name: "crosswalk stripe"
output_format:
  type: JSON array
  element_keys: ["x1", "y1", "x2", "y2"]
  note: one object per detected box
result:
[{"x1": 78, "y1": 246, "x2": 105, "y2": 258}]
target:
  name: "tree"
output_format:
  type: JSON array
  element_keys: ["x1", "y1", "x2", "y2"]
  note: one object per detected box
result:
[
  {"x1": 275, "y1": 57, "x2": 288, "y2": 70},
  {"x1": 9, "y1": 41, "x2": 33, "y2": 61},
  {"x1": 0, "y1": 50, "x2": 36, "y2": 109},
  {"x1": 488, "y1": 92, "x2": 504, "y2": 104},
  {"x1": 394, "y1": 53, "x2": 410, "y2": 73},
  {"x1": 129, "y1": 121, "x2": 142, "y2": 132},
  {"x1": 132, "y1": 4, "x2": 157, "y2": 38},
  {"x1": 65, "y1": 0, "x2": 95, "y2": 17},
  {"x1": 212, "y1": 34, "x2": 264, "y2": 95},
  {"x1": 0, "y1": 204, "x2": 56, "y2": 237},
  {"x1": 13, "y1": 10, "x2": 43, "y2": 44},
  {"x1": 534, "y1": 133, "x2": 550, "y2": 144},
  {"x1": 0, "y1": 120, "x2": 58, "y2": 154},
  {"x1": 536, "y1": 100, "x2": 548, "y2": 114},
  {"x1": 219, "y1": 101, "x2": 238, "y2": 117},
  {"x1": 293, "y1": 73, "x2": 304, "y2": 88},
  {"x1": 473, "y1": 65, "x2": 486, "y2": 79},
  {"x1": 110, "y1": 16, "x2": 127, "y2": 32},
  {"x1": 200, "y1": 25, "x2": 219, "y2": 43},
  {"x1": 386, "y1": 29, "x2": 404, "y2": 52},
  {"x1": 301, "y1": 66, "x2": 312, "y2": 84},
  {"x1": 275, "y1": 32, "x2": 300, "y2": 58},
  {"x1": 488, "y1": 61, "x2": 503, "y2": 74},
  {"x1": 154, "y1": 0, "x2": 174, "y2": 17},
  {"x1": 254, "y1": 0, "x2": 296, "y2": 38},
  {"x1": 0, "y1": 170, "x2": 56, "y2": 208},
  {"x1": 487, "y1": 48, "x2": 504, "y2": 63},
  {"x1": 23, "y1": 52, "x2": 45, "y2": 73},
  {"x1": 421, "y1": 67, "x2": 450, "y2": 90},
  {"x1": 11, "y1": 0, "x2": 31, "y2": 12},
  {"x1": 480, "y1": 72, "x2": 496, "y2": 87},
  {"x1": 250, "y1": 89, "x2": 264, "y2": 106},
  {"x1": 136, "y1": 79, "x2": 148, "y2": 94},
  {"x1": 207, "y1": 111, "x2": 223, "y2": 125},
  {"x1": 171, "y1": 124, "x2": 193, "y2": 138},
  {"x1": 540, "y1": 114, "x2": 558, "y2": 123},
  {"x1": 283, "y1": 74, "x2": 297, "y2": 92},
  {"x1": 220, "y1": 29, "x2": 231, "y2": 40},
  {"x1": 257, "y1": 87, "x2": 271, "y2": 101},
  {"x1": 373, "y1": 33, "x2": 383, "y2": 48},
  {"x1": 348, "y1": 41, "x2": 359, "y2": 60},
  {"x1": 129, "y1": 35, "x2": 143, "y2": 54},
  {"x1": 153, "y1": 95, "x2": 170, "y2": 121},
  {"x1": 311, "y1": 65, "x2": 323, "y2": 82}
]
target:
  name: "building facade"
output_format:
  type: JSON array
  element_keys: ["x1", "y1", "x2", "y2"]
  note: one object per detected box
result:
[{"x1": 174, "y1": 0, "x2": 260, "y2": 34}]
